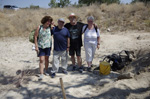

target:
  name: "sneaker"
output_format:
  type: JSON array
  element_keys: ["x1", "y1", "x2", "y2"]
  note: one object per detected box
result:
[
  {"x1": 79, "y1": 67, "x2": 83, "y2": 73},
  {"x1": 72, "y1": 65, "x2": 76, "y2": 71},
  {"x1": 38, "y1": 74, "x2": 44, "y2": 80},
  {"x1": 62, "y1": 70, "x2": 68, "y2": 75},
  {"x1": 51, "y1": 73, "x2": 56, "y2": 78},
  {"x1": 87, "y1": 67, "x2": 92, "y2": 72},
  {"x1": 44, "y1": 69, "x2": 49, "y2": 76}
]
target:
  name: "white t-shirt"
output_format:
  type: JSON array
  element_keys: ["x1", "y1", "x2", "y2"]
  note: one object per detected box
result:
[{"x1": 82, "y1": 25, "x2": 100, "y2": 44}]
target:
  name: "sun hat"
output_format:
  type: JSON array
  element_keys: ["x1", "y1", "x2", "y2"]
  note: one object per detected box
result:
[
  {"x1": 87, "y1": 16, "x2": 94, "y2": 21},
  {"x1": 68, "y1": 13, "x2": 77, "y2": 19},
  {"x1": 58, "y1": 18, "x2": 65, "y2": 23}
]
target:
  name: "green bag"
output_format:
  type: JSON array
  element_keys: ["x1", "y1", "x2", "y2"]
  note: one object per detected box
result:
[
  {"x1": 29, "y1": 29, "x2": 36, "y2": 43},
  {"x1": 29, "y1": 26, "x2": 41, "y2": 43}
]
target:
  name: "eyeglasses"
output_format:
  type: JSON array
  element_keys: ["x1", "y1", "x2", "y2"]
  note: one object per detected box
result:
[
  {"x1": 59, "y1": 21, "x2": 64, "y2": 24},
  {"x1": 88, "y1": 20, "x2": 93, "y2": 23}
]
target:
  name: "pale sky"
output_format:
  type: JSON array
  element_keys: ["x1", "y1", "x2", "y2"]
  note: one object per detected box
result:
[{"x1": 0, "y1": 0, "x2": 132, "y2": 8}]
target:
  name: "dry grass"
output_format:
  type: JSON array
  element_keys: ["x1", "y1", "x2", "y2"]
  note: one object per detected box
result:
[{"x1": 0, "y1": 2, "x2": 150, "y2": 37}]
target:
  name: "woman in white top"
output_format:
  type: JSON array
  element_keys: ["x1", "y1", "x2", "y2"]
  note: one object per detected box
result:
[{"x1": 82, "y1": 16, "x2": 100, "y2": 72}]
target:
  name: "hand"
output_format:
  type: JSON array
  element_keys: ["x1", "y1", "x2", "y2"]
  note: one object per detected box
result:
[
  {"x1": 67, "y1": 47, "x2": 69, "y2": 52},
  {"x1": 97, "y1": 45, "x2": 100, "y2": 49},
  {"x1": 51, "y1": 21, "x2": 55, "y2": 25},
  {"x1": 51, "y1": 21, "x2": 56, "y2": 27},
  {"x1": 93, "y1": 23, "x2": 98, "y2": 28},
  {"x1": 35, "y1": 46, "x2": 39, "y2": 52}
]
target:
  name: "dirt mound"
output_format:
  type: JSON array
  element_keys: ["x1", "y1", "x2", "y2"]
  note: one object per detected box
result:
[{"x1": 121, "y1": 50, "x2": 150, "y2": 75}]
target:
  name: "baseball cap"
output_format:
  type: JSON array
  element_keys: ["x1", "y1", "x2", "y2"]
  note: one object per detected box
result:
[{"x1": 58, "y1": 18, "x2": 65, "y2": 23}]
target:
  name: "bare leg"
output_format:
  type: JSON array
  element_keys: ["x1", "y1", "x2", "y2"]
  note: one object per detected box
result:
[
  {"x1": 77, "y1": 56, "x2": 82, "y2": 67},
  {"x1": 39, "y1": 56, "x2": 45, "y2": 74},
  {"x1": 90, "y1": 61, "x2": 92, "y2": 67},
  {"x1": 87, "y1": 61, "x2": 92, "y2": 67},
  {"x1": 45, "y1": 56, "x2": 49, "y2": 70},
  {"x1": 71, "y1": 55, "x2": 75, "y2": 65}
]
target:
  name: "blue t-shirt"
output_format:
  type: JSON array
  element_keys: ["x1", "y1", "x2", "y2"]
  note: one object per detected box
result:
[{"x1": 52, "y1": 26, "x2": 70, "y2": 51}]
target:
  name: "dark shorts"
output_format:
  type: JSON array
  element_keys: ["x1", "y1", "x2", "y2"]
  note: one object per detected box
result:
[
  {"x1": 69, "y1": 47, "x2": 81, "y2": 56},
  {"x1": 38, "y1": 47, "x2": 51, "y2": 57}
]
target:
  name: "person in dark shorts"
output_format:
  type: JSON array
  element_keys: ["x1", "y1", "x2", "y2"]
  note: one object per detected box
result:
[
  {"x1": 64, "y1": 13, "x2": 84, "y2": 73},
  {"x1": 34, "y1": 16, "x2": 53, "y2": 80}
]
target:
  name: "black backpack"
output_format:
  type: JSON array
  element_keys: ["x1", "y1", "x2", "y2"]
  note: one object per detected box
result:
[
  {"x1": 103, "y1": 50, "x2": 135, "y2": 71},
  {"x1": 103, "y1": 54, "x2": 124, "y2": 71}
]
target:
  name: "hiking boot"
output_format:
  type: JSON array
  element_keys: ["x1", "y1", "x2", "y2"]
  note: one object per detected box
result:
[
  {"x1": 87, "y1": 67, "x2": 92, "y2": 72},
  {"x1": 38, "y1": 74, "x2": 44, "y2": 80},
  {"x1": 79, "y1": 67, "x2": 83, "y2": 73},
  {"x1": 62, "y1": 70, "x2": 68, "y2": 75},
  {"x1": 51, "y1": 73, "x2": 56, "y2": 78},
  {"x1": 72, "y1": 65, "x2": 76, "y2": 71}
]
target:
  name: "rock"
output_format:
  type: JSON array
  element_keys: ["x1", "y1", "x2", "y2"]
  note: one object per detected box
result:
[
  {"x1": 137, "y1": 35, "x2": 141, "y2": 40},
  {"x1": 117, "y1": 72, "x2": 134, "y2": 80},
  {"x1": 107, "y1": 28, "x2": 111, "y2": 32}
]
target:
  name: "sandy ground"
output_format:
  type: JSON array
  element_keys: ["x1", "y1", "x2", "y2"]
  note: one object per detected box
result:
[{"x1": 0, "y1": 31, "x2": 150, "y2": 99}]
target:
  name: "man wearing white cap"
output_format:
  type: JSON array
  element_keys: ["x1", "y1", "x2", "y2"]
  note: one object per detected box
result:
[
  {"x1": 51, "y1": 18, "x2": 70, "y2": 78},
  {"x1": 65, "y1": 13, "x2": 85, "y2": 73}
]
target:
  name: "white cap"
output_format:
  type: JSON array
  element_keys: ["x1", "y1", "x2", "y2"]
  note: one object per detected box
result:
[
  {"x1": 68, "y1": 13, "x2": 77, "y2": 18},
  {"x1": 58, "y1": 18, "x2": 65, "y2": 23}
]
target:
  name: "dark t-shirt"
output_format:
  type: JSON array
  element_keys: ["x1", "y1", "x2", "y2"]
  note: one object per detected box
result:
[
  {"x1": 64, "y1": 22, "x2": 84, "y2": 48},
  {"x1": 52, "y1": 26, "x2": 70, "y2": 51}
]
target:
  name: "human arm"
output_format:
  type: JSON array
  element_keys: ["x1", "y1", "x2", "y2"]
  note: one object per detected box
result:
[
  {"x1": 97, "y1": 29, "x2": 100, "y2": 49},
  {"x1": 66, "y1": 28, "x2": 70, "y2": 51},
  {"x1": 67, "y1": 37, "x2": 70, "y2": 51},
  {"x1": 51, "y1": 21, "x2": 56, "y2": 30},
  {"x1": 97, "y1": 37, "x2": 100, "y2": 49},
  {"x1": 34, "y1": 26, "x2": 40, "y2": 52}
]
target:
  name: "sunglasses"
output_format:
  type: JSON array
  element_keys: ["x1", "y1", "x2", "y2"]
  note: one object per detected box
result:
[{"x1": 59, "y1": 21, "x2": 64, "y2": 24}]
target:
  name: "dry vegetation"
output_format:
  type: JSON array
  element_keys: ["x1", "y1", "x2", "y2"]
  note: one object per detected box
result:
[{"x1": 0, "y1": 2, "x2": 150, "y2": 37}]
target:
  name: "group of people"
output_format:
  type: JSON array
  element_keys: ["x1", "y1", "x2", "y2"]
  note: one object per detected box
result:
[{"x1": 34, "y1": 13, "x2": 100, "y2": 80}]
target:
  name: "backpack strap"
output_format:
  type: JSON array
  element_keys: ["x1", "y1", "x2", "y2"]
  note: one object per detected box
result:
[
  {"x1": 38, "y1": 25, "x2": 51, "y2": 33},
  {"x1": 94, "y1": 26, "x2": 98, "y2": 33},
  {"x1": 37, "y1": 25, "x2": 42, "y2": 40},
  {"x1": 83, "y1": 24, "x2": 98, "y2": 33},
  {"x1": 83, "y1": 24, "x2": 88, "y2": 33},
  {"x1": 39, "y1": 25, "x2": 42, "y2": 31}
]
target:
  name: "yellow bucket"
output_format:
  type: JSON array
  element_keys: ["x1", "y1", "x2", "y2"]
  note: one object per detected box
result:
[{"x1": 99, "y1": 61, "x2": 111, "y2": 75}]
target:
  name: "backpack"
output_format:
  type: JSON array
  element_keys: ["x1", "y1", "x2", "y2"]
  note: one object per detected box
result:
[
  {"x1": 103, "y1": 54, "x2": 124, "y2": 71},
  {"x1": 29, "y1": 25, "x2": 42, "y2": 43},
  {"x1": 83, "y1": 24, "x2": 98, "y2": 33},
  {"x1": 103, "y1": 50, "x2": 135, "y2": 71}
]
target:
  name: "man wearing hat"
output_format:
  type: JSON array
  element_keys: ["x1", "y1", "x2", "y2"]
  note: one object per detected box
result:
[
  {"x1": 65, "y1": 13, "x2": 85, "y2": 73},
  {"x1": 51, "y1": 18, "x2": 70, "y2": 78}
]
